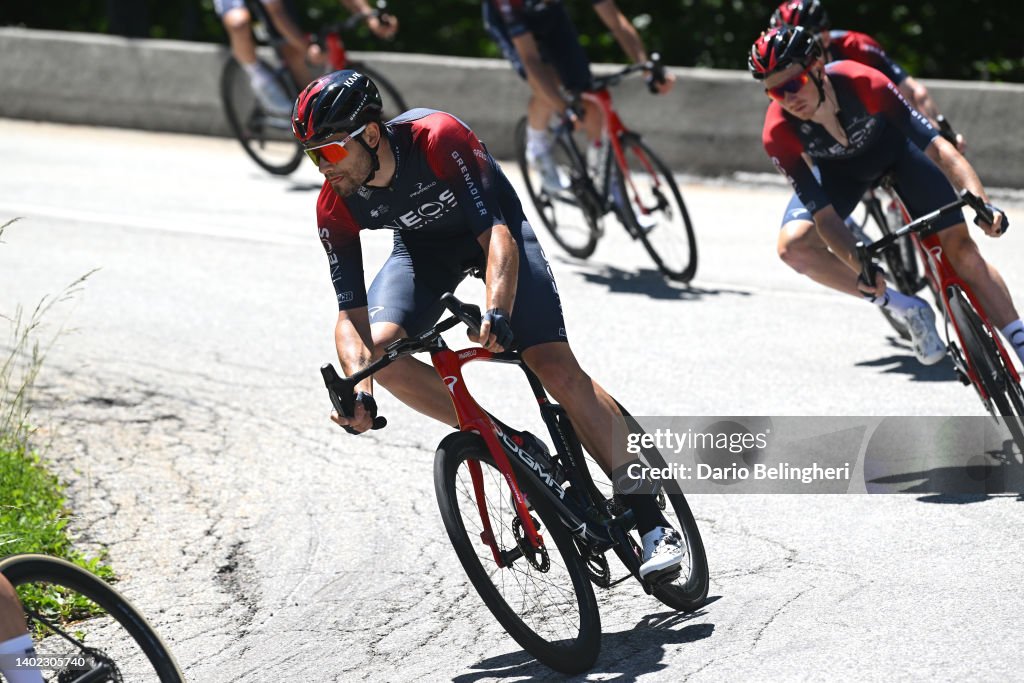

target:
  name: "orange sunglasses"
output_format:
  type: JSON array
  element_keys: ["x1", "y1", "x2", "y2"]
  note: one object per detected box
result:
[{"x1": 303, "y1": 124, "x2": 367, "y2": 165}]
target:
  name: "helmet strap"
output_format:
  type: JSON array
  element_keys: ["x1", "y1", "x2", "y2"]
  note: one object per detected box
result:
[
  {"x1": 355, "y1": 133, "x2": 381, "y2": 186},
  {"x1": 808, "y1": 67, "x2": 827, "y2": 113}
]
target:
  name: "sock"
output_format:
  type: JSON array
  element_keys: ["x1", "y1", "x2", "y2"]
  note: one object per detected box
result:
[
  {"x1": 0, "y1": 633, "x2": 43, "y2": 683},
  {"x1": 526, "y1": 126, "x2": 552, "y2": 159},
  {"x1": 868, "y1": 288, "x2": 921, "y2": 317},
  {"x1": 620, "y1": 493, "x2": 670, "y2": 537},
  {"x1": 1001, "y1": 319, "x2": 1024, "y2": 365},
  {"x1": 241, "y1": 60, "x2": 273, "y2": 88}
]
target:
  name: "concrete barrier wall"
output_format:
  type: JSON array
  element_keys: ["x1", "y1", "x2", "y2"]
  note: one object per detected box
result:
[{"x1": 3, "y1": 28, "x2": 1023, "y2": 187}]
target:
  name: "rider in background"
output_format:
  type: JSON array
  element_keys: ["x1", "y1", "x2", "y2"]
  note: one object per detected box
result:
[
  {"x1": 769, "y1": 0, "x2": 964, "y2": 149},
  {"x1": 0, "y1": 575, "x2": 42, "y2": 683},
  {"x1": 482, "y1": 0, "x2": 674, "y2": 192},
  {"x1": 749, "y1": 26, "x2": 1024, "y2": 368},
  {"x1": 215, "y1": 0, "x2": 398, "y2": 116}
]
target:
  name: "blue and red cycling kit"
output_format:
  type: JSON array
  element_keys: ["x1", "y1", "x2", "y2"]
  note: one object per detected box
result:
[
  {"x1": 824, "y1": 30, "x2": 908, "y2": 86},
  {"x1": 482, "y1": 0, "x2": 605, "y2": 93},
  {"x1": 317, "y1": 108, "x2": 567, "y2": 349},
  {"x1": 764, "y1": 60, "x2": 962, "y2": 230}
]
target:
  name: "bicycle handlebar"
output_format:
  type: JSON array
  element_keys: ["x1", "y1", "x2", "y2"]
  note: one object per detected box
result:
[
  {"x1": 320, "y1": 292, "x2": 484, "y2": 434},
  {"x1": 589, "y1": 53, "x2": 665, "y2": 93},
  {"x1": 855, "y1": 189, "x2": 1007, "y2": 286}
]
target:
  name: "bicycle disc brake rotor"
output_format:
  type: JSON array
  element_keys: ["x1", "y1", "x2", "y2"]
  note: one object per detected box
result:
[{"x1": 512, "y1": 515, "x2": 550, "y2": 571}]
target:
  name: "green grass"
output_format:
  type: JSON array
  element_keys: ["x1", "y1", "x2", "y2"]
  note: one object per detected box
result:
[{"x1": 0, "y1": 216, "x2": 113, "y2": 625}]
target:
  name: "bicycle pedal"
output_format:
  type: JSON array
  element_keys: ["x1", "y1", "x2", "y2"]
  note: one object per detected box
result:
[{"x1": 647, "y1": 568, "x2": 682, "y2": 587}]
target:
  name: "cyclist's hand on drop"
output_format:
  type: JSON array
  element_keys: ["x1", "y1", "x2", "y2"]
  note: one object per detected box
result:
[
  {"x1": 856, "y1": 263, "x2": 887, "y2": 300},
  {"x1": 330, "y1": 392, "x2": 376, "y2": 434},
  {"x1": 471, "y1": 308, "x2": 515, "y2": 352},
  {"x1": 977, "y1": 206, "x2": 1006, "y2": 237}
]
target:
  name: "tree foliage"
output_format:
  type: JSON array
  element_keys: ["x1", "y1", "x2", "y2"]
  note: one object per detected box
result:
[{"x1": 2, "y1": 0, "x2": 1022, "y2": 81}]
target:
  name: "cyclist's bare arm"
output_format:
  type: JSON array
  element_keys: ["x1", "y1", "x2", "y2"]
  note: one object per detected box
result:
[
  {"x1": 925, "y1": 137, "x2": 1004, "y2": 235},
  {"x1": 331, "y1": 305, "x2": 376, "y2": 431},
  {"x1": 897, "y1": 76, "x2": 966, "y2": 150},
  {"x1": 511, "y1": 33, "x2": 571, "y2": 114},
  {"x1": 474, "y1": 224, "x2": 519, "y2": 352},
  {"x1": 338, "y1": 0, "x2": 398, "y2": 38},
  {"x1": 591, "y1": 0, "x2": 675, "y2": 93}
]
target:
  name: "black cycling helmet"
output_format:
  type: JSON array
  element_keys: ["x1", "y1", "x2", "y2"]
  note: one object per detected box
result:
[
  {"x1": 748, "y1": 25, "x2": 822, "y2": 81},
  {"x1": 292, "y1": 69, "x2": 383, "y2": 144},
  {"x1": 770, "y1": 0, "x2": 830, "y2": 33}
]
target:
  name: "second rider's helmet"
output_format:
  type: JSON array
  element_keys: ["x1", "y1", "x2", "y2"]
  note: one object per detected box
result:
[
  {"x1": 748, "y1": 25, "x2": 822, "y2": 80},
  {"x1": 291, "y1": 69, "x2": 383, "y2": 144},
  {"x1": 770, "y1": 0, "x2": 830, "y2": 33}
]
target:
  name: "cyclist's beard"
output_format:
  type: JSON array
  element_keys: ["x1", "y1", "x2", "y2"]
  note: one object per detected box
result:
[{"x1": 327, "y1": 155, "x2": 373, "y2": 198}]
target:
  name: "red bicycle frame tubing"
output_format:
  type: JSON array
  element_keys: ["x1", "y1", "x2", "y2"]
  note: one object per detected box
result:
[
  {"x1": 582, "y1": 89, "x2": 659, "y2": 215},
  {"x1": 325, "y1": 32, "x2": 347, "y2": 69},
  {"x1": 429, "y1": 346, "x2": 545, "y2": 567},
  {"x1": 885, "y1": 189, "x2": 1022, "y2": 392}
]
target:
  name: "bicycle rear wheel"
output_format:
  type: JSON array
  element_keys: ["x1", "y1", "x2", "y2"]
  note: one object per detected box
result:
[
  {"x1": 220, "y1": 57, "x2": 304, "y2": 176},
  {"x1": 514, "y1": 117, "x2": 601, "y2": 259},
  {"x1": 948, "y1": 289, "x2": 1024, "y2": 456},
  {"x1": 614, "y1": 132, "x2": 698, "y2": 282},
  {"x1": 434, "y1": 431, "x2": 601, "y2": 673},
  {"x1": 0, "y1": 554, "x2": 183, "y2": 682},
  {"x1": 346, "y1": 61, "x2": 408, "y2": 121}
]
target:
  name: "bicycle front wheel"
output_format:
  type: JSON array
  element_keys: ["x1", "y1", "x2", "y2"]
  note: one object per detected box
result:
[
  {"x1": 434, "y1": 431, "x2": 601, "y2": 673},
  {"x1": 948, "y1": 288, "x2": 1024, "y2": 456},
  {"x1": 614, "y1": 132, "x2": 698, "y2": 282},
  {"x1": 0, "y1": 554, "x2": 183, "y2": 682},
  {"x1": 514, "y1": 117, "x2": 601, "y2": 259},
  {"x1": 220, "y1": 57, "x2": 304, "y2": 176}
]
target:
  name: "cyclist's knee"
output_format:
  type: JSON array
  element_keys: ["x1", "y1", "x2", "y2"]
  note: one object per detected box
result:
[
  {"x1": 777, "y1": 220, "x2": 820, "y2": 273},
  {"x1": 940, "y1": 225, "x2": 986, "y2": 275},
  {"x1": 222, "y1": 7, "x2": 252, "y2": 32},
  {"x1": 524, "y1": 345, "x2": 589, "y2": 400}
]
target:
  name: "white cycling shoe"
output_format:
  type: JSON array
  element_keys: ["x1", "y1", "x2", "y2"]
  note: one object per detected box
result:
[
  {"x1": 639, "y1": 526, "x2": 685, "y2": 582},
  {"x1": 528, "y1": 150, "x2": 569, "y2": 195},
  {"x1": 900, "y1": 300, "x2": 946, "y2": 366}
]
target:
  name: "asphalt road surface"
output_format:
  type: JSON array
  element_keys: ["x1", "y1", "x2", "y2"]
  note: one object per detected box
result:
[{"x1": 1, "y1": 119, "x2": 1022, "y2": 681}]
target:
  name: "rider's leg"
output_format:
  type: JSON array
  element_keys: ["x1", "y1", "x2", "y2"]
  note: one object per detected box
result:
[
  {"x1": 263, "y1": 0, "x2": 314, "y2": 85},
  {"x1": 778, "y1": 218, "x2": 865, "y2": 294},
  {"x1": 0, "y1": 576, "x2": 41, "y2": 683},
  {"x1": 221, "y1": 7, "x2": 258, "y2": 65},
  {"x1": 370, "y1": 321, "x2": 458, "y2": 427},
  {"x1": 222, "y1": 7, "x2": 293, "y2": 115}
]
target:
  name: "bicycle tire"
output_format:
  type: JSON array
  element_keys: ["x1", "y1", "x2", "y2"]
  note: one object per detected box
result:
[
  {"x1": 614, "y1": 133, "x2": 698, "y2": 282},
  {"x1": 513, "y1": 117, "x2": 600, "y2": 259},
  {"x1": 346, "y1": 61, "x2": 408, "y2": 121},
  {"x1": 947, "y1": 289, "x2": 1024, "y2": 455},
  {"x1": 434, "y1": 431, "x2": 601, "y2": 673},
  {"x1": 0, "y1": 554, "x2": 183, "y2": 682},
  {"x1": 220, "y1": 57, "x2": 304, "y2": 176}
]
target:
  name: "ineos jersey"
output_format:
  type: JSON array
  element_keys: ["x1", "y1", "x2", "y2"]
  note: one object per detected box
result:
[
  {"x1": 826, "y1": 30, "x2": 907, "y2": 85},
  {"x1": 317, "y1": 109, "x2": 525, "y2": 310},
  {"x1": 762, "y1": 61, "x2": 938, "y2": 216},
  {"x1": 487, "y1": 0, "x2": 604, "y2": 37}
]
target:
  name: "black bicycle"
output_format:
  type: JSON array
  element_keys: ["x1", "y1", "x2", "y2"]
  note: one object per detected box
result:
[
  {"x1": 0, "y1": 554, "x2": 183, "y2": 682},
  {"x1": 321, "y1": 292, "x2": 709, "y2": 672},
  {"x1": 514, "y1": 58, "x2": 698, "y2": 282},
  {"x1": 220, "y1": 0, "x2": 408, "y2": 175}
]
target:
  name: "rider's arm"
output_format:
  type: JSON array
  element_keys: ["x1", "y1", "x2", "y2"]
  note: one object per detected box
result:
[
  {"x1": 591, "y1": 0, "x2": 674, "y2": 93},
  {"x1": 898, "y1": 75, "x2": 941, "y2": 123},
  {"x1": 477, "y1": 224, "x2": 519, "y2": 316},
  {"x1": 510, "y1": 32, "x2": 571, "y2": 113},
  {"x1": 925, "y1": 137, "x2": 1004, "y2": 235}
]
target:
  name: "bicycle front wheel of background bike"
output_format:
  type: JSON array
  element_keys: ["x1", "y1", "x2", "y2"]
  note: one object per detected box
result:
[
  {"x1": 615, "y1": 132, "x2": 698, "y2": 282},
  {"x1": 514, "y1": 117, "x2": 600, "y2": 259},
  {"x1": 434, "y1": 432, "x2": 601, "y2": 673},
  {"x1": 948, "y1": 289, "x2": 1024, "y2": 457},
  {"x1": 220, "y1": 57, "x2": 304, "y2": 176},
  {"x1": 0, "y1": 554, "x2": 184, "y2": 682},
  {"x1": 346, "y1": 62, "x2": 408, "y2": 121}
]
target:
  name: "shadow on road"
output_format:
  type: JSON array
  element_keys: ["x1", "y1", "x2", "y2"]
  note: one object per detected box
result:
[
  {"x1": 569, "y1": 264, "x2": 751, "y2": 301},
  {"x1": 855, "y1": 337, "x2": 957, "y2": 382},
  {"x1": 452, "y1": 603, "x2": 717, "y2": 682},
  {"x1": 867, "y1": 440, "x2": 1024, "y2": 501}
]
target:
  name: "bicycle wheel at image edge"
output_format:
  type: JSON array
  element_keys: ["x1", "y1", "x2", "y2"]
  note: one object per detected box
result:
[
  {"x1": 614, "y1": 132, "x2": 698, "y2": 282},
  {"x1": 220, "y1": 57, "x2": 304, "y2": 176},
  {"x1": 0, "y1": 554, "x2": 183, "y2": 682},
  {"x1": 433, "y1": 431, "x2": 601, "y2": 673},
  {"x1": 513, "y1": 117, "x2": 600, "y2": 259},
  {"x1": 347, "y1": 61, "x2": 408, "y2": 121},
  {"x1": 947, "y1": 290, "x2": 1024, "y2": 456}
]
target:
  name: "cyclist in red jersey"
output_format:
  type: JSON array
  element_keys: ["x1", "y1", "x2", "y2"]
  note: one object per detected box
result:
[
  {"x1": 296, "y1": 70, "x2": 685, "y2": 581},
  {"x1": 770, "y1": 0, "x2": 962, "y2": 148},
  {"x1": 750, "y1": 26, "x2": 1024, "y2": 368}
]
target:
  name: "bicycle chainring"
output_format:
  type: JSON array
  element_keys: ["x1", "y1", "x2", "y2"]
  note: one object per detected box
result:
[
  {"x1": 512, "y1": 515, "x2": 550, "y2": 572},
  {"x1": 58, "y1": 649, "x2": 123, "y2": 683}
]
